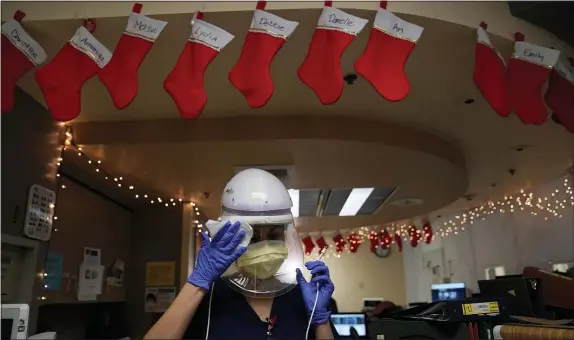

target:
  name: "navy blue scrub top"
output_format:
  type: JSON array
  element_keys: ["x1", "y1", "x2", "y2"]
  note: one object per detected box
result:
[{"x1": 184, "y1": 279, "x2": 338, "y2": 339}]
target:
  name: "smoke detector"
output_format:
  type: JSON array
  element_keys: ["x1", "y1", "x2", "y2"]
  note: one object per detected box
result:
[{"x1": 390, "y1": 198, "x2": 424, "y2": 207}]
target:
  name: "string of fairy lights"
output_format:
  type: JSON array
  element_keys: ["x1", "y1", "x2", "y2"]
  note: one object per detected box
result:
[
  {"x1": 303, "y1": 175, "x2": 574, "y2": 259},
  {"x1": 39, "y1": 124, "x2": 206, "y2": 301},
  {"x1": 56, "y1": 123, "x2": 195, "y2": 209}
]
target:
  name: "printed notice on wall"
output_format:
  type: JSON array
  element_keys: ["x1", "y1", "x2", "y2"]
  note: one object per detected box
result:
[
  {"x1": 78, "y1": 263, "x2": 104, "y2": 301},
  {"x1": 144, "y1": 287, "x2": 176, "y2": 313},
  {"x1": 145, "y1": 261, "x2": 175, "y2": 287}
]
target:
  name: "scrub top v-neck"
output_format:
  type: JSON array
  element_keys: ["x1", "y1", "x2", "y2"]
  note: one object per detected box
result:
[{"x1": 184, "y1": 279, "x2": 333, "y2": 339}]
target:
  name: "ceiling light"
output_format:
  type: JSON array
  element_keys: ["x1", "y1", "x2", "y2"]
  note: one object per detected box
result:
[
  {"x1": 288, "y1": 189, "x2": 299, "y2": 217},
  {"x1": 339, "y1": 188, "x2": 374, "y2": 216}
]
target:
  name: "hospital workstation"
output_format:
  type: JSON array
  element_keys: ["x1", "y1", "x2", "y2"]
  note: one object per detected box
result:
[{"x1": 4, "y1": 267, "x2": 574, "y2": 339}]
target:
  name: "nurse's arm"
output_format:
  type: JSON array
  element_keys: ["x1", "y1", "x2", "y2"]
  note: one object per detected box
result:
[
  {"x1": 144, "y1": 283, "x2": 206, "y2": 339},
  {"x1": 314, "y1": 321, "x2": 335, "y2": 339}
]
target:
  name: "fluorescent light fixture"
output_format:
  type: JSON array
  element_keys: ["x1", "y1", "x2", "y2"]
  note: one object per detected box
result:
[
  {"x1": 339, "y1": 188, "x2": 374, "y2": 216},
  {"x1": 288, "y1": 189, "x2": 300, "y2": 217}
]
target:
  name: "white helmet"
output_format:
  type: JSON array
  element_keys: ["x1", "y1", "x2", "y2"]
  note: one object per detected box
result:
[{"x1": 207, "y1": 168, "x2": 304, "y2": 298}]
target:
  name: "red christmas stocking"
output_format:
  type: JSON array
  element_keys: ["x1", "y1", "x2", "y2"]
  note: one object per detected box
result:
[
  {"x1": 422, "y1": 222, "x2": 433, "y2": 244},
  {"x1": 394, "y1": 232, "x2": 403, "y2": 252},
  {"x1": 302, "y1": 236, "x2": 316, "y2": 255},
  {"x1": 355, "y1": 3, "x2": 423, "y2": 102},
  {"x1": 333, "y1": 233, "x2": 346, "y2": 254},
  {"x1": 165, "y1": 12, "x2": 234, "y2": 119},
  {"x1": 545, "y1": 59, "x2": 574, "y2": 133},
  {"x1": 316, "y1": 236, "x2": 329, "y2": 255},
  {"x1": 505, "y1": 33, "x2": 561, "y2": 125},
  {"x1": 473, "y1": 22, "x2": 510, "y2": 117},
  {"x1": 229, "y1": 1, "x2": 299, "y2": 108},
  {"x1": 298, "y1": 2, "x2": 368, "y2": 105},
  {"x1": 1, "y1": 11, "x2": 47, "y2": 113},
  {"x1": 99, "y1": 4, "x2": 167, "y2": 110},
  {"x1": 35, "y1": 24, "x2": 112, "y2": 122}
]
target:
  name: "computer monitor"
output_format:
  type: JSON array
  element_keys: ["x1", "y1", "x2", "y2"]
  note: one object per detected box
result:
[
  {"x1": 330, "y1": 313, "x2": 367, "y2": 337},
  {"x1": 431, "y1": 282, "x2": 466, "y2": 302},
  {"x1": 2, "y1": 304, "x2": 30, "y2": 340}
]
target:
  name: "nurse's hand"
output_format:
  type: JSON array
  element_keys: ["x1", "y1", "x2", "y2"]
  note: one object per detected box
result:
[
  {"x1": 296, "y1": 261, "x2": 335, "y2": 324},
  {"x1": 187, "y1": 221, "x2": 247, "y2": 291}
]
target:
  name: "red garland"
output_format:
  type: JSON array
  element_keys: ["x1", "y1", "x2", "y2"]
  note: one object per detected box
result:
[
  {"x1": 347, "y1": 232, "x2": 361, "y2": 253},
  {"x1": 422, "y1": 222, "x2": 433, "y2": 244},
  {"x1": 409, "y1": 225, "x2": 420, "y2": 248},
  {"x1": 333, "y1": 234, "x2": 346, "y2": 254},
  {"x1": 302, "y1": 236, "x2": 315, "y2": 255},
  {"x1": 394, "y1": 231, "x2": 403, "y2": 252},
  {"x1": 315, "y1": 236, "x2": 328, "y2": 255}
]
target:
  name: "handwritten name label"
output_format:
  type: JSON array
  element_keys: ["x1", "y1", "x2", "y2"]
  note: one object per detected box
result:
[
  {"x1": 514, "y1": 42, "x2": 560, "y2": 68},
  {"x1": 251, "y1": 10, "x2": 299, "y2": 38},
  {"x1": 259, "y1": 17, "x2": 285, "y2": 31},
  {"x1": 190, "y1": 19, "x2": 234, "y2": 50},
  {"x1": 524, "y1": 49, "x2": 546, "y2": 62},
  {"x1": 555, "y1": 61, "x2": 574, "y2": 84},
  {"x1": 328, "y1": 13, "x2": 354, "y2": 27},
  {"x1": 132, "y1": 20, "x2": 157, "y2": 35},
  {"x1": 1, "y1": 20, "x2": 47, "y2": 65},
  {"x1": 70, "y1": 26, "x2": 112, "y2": 68},
  {"x1": 318, "y1": 7, "x2": 368, "y2": 35},
  {"x1": 373, "y1": 9, "x2": 423, "y2": 42},
  {"x1": 126, "y1": 13, "x2": 167, "y2": 41},
  {"x1": 81, "y1": 37, "x2": 106, "y2": 63},
  {"x1": 392, "y1": 23, "x2": 403, "y2": 34}
]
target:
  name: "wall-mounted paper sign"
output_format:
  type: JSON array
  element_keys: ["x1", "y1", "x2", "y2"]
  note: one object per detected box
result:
[
  {"x1": 43, "y1": 252, "x2": 63, "y2": 290},
  {"x1": 145, "y1": 261, "x2": 175, "y2": 287},
  {"x1": 145, "y1": 287, "x2": 176, "y2": 313},
  {"x1": 83, "y1": 247, "x2": 101, "y2": 266}
]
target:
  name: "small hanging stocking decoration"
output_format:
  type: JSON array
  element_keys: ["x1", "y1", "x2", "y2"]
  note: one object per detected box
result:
[
  {"x1": 333, "y1": 233, "x2": 346, "y2": 254},
  {"x1": 165, "y1": 12, "x2": 234, "y2": 119},
  {"x1": 369, "y1": 231, "x2": 380, "y2": 253},
  {"x1": 394, "y1": 231, "x2": 403, "y2": 252},
  {"x1": 422, "y1": 222, "x2": 433, "y2": 244},
  {"x1": 35, "y1": 21, "x2": 111, "y2": 122},
  {"x1": 302, "y1": 236, "x2": 316, "y2": 255},
  {"x1": 380, "y1": 229, "x2": 392, "y2": 249},
  {"x1": 355, "y1": 1, "x2": 423, "y2": 102},
  {"x1": 2, "y1": 11, "x2": 47, "y2": 113},
  {"x1": 229, "y1": 1, "x2": 299, "y2": 108},
  {"x1": 408, "y1": 225, "x2": 420, "y2": 248},
  {"x1": 473, "y1": 22, "x2": 510, "y2": 117},
  {"x1": 316, "y1": 236, "x2": 329, "y2": 255},
  {"x1": 545, "y1": 59, "x2": 574, "y2": 134},
  {"x1": 99, "y1": 4, "x2": 167, "y2": 110},
  {"x1": 505, "y1": 33, "x2": 561, "y2": 125},
  {"x1": 298, "y1": 1, "x2": 368, "y2": 105},
  {"x1": 347, "y1": 231, "x2": 361, "y2": 253}
]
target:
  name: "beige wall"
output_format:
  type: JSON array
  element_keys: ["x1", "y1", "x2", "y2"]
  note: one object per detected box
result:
[{"x1": 305, "y1": 242, "x2": 406, "y2": 312}]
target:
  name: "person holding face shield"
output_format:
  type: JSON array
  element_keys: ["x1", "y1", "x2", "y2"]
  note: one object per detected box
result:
[{"x1": 144, "y1": 169, "x2": 336, "y2": 340}]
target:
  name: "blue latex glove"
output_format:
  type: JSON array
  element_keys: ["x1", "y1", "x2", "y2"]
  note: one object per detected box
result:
[
  {"x1": 187, "y1": 221, "x2": 247, "y2": 291},
  {"x1": 296, "y1": 261, "x2": 335, "y2": 324}
]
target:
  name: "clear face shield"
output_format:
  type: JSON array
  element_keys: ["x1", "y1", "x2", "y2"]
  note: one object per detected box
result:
[{"x1": 206, "y1": 215, "x2": 304, "y2": 298}]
